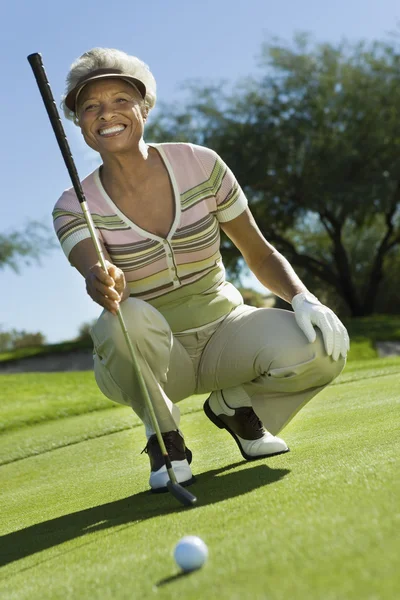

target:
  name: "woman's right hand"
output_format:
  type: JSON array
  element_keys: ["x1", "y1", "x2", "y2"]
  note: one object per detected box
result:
[{"x1": 85, "y1": 260, "x2": 128, "y2": 315}]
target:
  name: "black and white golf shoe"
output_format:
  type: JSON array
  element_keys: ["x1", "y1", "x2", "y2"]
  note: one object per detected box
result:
[
  {"x1": 142, "y1": 430, "x2": 194, "y2": 493},
  {"x1": 204, "y1": 390, "x2": 289, "y2": 460}
]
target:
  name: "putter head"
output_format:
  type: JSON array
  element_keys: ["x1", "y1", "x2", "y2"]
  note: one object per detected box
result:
[{"x1": 167, "y1": 481, "x2": 197, "y2": 507}]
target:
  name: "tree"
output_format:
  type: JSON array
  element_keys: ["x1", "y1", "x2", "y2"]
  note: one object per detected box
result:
[
  {"x1": 0, "y1": 328, "x2": 46, "y2": 352},
  {"x1": 147, "y1": 34, "x2": 400, "y2": 316},
  {"x1": 12, "y1": 331, "x2": 46, "y2": 349},
  {"x1": 76, "y1": 320, "x2": 97, "y2": 343},
  {"x1": 0, "y1": 222, "x2": 56, "y2": 272},
  {"x1": 0, "y1": 331, "x2": 13, "y2": 353},
  {"x1": 237, "y1": 288, "x2": 270, "y2": 308}
]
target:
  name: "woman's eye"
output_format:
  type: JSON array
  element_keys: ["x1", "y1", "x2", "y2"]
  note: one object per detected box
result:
[
  {"x1": 115, "y1": 97, "x2": 128, "y2": 103},
  {"x1": 84, "y1": 104, "x2": 97, "y2": 111}
]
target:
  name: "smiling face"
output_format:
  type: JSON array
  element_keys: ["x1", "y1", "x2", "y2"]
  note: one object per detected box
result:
[{"x1": 76, "y1": 78, "x2": 147, "y2": 157}]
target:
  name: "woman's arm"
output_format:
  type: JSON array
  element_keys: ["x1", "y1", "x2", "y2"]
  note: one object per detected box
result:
[
  {"x1": 221, "y1": 207, "x2": 349, "y2": 360},
  {"x1": 220, "y1": 207, "x2": 308, "y2": 303},
  {"x1": 69, "y1": 238, "x2": 129, "y2": 315}
]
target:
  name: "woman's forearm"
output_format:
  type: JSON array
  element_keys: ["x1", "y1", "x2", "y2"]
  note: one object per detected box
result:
[
  {"x1": 249, "y1": 250, "x2": 308, "y2": 304},
  {"x1": 220, "y1": 210, "x2": 309, "y2": 304}
]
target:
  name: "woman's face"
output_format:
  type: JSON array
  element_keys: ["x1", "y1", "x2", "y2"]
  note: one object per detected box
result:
[{"x1": 76, "y1": 78, "x2": 147, "y2": 156}]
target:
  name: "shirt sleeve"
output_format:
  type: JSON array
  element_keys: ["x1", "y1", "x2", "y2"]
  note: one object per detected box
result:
[
  {"x1": 52, "y1": 189, "x2": 102, "y2": 260},
  {"x1": 190, "y1": 144, "x2": 248, "y2": 222}
]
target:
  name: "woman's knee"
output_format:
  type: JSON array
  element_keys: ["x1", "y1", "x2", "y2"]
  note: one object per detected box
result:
[
  {"x1": 297, "y1": 329, "x2": 345, "y2": 388},
  {"x1": 266, "y1": 328, "x2": 345, "y2": 392},
  {"x1": 93, "y1": 299, "x2": 168, "y2": 342},
  {"x1": 91, "y1": 298, "x2": 171, "y2": 358},
  {"x1": 313, "y1": 329, "x2": 346, "y2": 380}
]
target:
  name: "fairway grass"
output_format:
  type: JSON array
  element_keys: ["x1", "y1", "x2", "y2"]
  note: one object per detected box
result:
[{"x1": 1, "y1": 359, "x2": 399, "y2": 600}]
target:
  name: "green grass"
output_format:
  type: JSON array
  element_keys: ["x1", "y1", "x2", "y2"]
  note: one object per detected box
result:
[
  {"x1": 343, "y1": 314, "x2": 400, "y2": 361},
  {"x1": 0, "y1": 373, "x2": 116, "y2": 435},
  {"x1": 1, "y1": 359, "x2": 399, "y2": 600}
]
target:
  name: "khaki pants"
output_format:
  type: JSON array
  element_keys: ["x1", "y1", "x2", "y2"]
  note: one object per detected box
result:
[{"x1": 90, "y1": 299, "x2": 345, "y2": 436}]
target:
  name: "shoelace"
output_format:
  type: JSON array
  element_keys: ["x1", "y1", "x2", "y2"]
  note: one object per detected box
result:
[
  {"x1": 140, "y1": 433, "x2": 177, "y2": 455},
  {"x1": 241, "y1": 408, "x2": 263, "y2": 431},
  {"x1": 164, "y1": 434, "x2": 176, "y2": 455},
  {"x1": 141, "y1": 437, "x2": 157, "y2": 456}
]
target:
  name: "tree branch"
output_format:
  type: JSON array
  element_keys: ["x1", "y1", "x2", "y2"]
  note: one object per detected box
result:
[
  {"x1": 318, "y1": 211, "x2": 364, "y2": 315},
  {"x1": 363, "y1": 181, "x2": 400, "y2": 312},
  {"x1": 268, "y1": 232, "x2": 340, "y2": 287}
]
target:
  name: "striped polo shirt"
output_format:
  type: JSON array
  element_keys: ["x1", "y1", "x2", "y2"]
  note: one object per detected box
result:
[{"x1": 53, "y1": 142, "x2": 248, "y2": 333}]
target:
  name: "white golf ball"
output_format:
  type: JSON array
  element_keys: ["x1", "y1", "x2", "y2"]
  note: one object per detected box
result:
[{"x1": 173, "y1": 536, "x2": 208, "y2": 571}]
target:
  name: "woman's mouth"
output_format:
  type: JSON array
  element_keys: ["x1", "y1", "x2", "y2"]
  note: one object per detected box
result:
[{"x1": 98, "y1": 125, "x2": 126, "y2": 137}]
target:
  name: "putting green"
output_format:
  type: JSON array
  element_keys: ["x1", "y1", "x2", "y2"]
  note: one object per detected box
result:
[{"x1": 0, "y1": 358, "x2": 399, "y2": 599}]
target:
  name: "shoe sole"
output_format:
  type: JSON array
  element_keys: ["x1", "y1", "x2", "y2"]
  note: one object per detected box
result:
[
  {"x1": 151, "y1": 476, "x2": 196, "y2": 494},
  {"x1": 203, "y1": 398, "x2": 290, "y2": 461}
]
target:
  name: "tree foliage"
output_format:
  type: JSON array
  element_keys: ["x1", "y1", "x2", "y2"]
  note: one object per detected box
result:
[
  {"x1": 76, "y1": 320, "x2": 96, "y2": 343},
  {"x1": 0, "y1": 328, "x2": 46, "y2": 352},
  {"x1": 0, "y1": 222, "x2": 56, "y2": 272},
  {"x1": 147, "y1": 34, "x2": 400, "y2": 316}
]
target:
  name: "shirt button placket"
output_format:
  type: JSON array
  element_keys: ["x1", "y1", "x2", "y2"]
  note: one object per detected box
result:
[{"x1": 164, "y1": 240, "x2": 179, "y2": 286}]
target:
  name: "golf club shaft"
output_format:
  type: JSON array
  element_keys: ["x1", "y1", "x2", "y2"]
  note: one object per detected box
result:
[{"x1": 27, "y1": 52, "x2": 189, "y2": 493}]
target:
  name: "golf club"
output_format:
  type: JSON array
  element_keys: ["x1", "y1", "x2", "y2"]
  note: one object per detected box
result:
[{"x1": 27, "y1": 52, "x2": 197, "y2": 508}]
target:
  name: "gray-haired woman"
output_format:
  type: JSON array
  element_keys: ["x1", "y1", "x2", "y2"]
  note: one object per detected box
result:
[{"x1": 53, "y1": 48, "x2": 349, "y2": 492}]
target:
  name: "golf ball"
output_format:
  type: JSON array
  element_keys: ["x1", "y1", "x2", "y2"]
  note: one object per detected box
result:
[{"x1": 173, "y1": 536, "x2": 208, "y2": 571}]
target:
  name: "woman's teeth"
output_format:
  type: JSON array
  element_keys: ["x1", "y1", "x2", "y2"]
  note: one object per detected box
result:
[{"x1": 99, "y1": 125, "x2": 126, "y2": 136}]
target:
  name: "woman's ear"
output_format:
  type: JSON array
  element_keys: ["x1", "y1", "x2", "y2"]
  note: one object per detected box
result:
[{"x1": 142, "y1": 105, "x2": 149, "y2": 122}]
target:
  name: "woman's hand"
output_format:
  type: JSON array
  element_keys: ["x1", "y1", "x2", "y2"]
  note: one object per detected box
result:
[
  {"x1": 292, "y1": 292, "x2": 350, "y2": 361},
  {"x1": 85, "y1": 260, "x2": 129, "y2": 315}
]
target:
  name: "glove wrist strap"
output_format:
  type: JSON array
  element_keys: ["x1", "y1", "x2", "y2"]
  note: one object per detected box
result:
[{"x1": 292, "y1": 291, "x2": 321, "y2": 310}]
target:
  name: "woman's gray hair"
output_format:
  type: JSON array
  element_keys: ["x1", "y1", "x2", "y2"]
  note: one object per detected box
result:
[{"x1": 61, "y1": 47, "x2": 157, "y2": 123}]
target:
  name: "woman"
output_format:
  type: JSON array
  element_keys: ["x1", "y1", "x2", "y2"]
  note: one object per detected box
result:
[{"x1": 53, "y1": 48, "x2": 349, "y2": 492}]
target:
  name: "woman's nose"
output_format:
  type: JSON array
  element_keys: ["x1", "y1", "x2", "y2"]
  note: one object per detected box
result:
[{"x1": 98, "y1": 103, "x2": 115, "y2": 120}]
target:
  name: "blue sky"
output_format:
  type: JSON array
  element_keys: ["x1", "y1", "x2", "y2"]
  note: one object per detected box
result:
[{"x1": 1, "y1": 0, "x2": 399, "y2": 343}]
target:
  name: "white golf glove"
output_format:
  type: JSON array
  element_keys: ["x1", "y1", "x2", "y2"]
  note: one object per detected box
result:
[{"x1": 291, "y1": 292, "x2": 350, "y2": 361}]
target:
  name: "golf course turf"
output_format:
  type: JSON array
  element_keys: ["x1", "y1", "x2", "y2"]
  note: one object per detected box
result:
[{"x1": 1, "y1": 357, "x2": 399, "y2": 599}]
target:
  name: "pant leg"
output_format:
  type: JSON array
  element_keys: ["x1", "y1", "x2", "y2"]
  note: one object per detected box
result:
[
  {"x1": 90, "y1": 298, "x2": 196, "y2": 433},
  {"x1": 197, "y1": 305, "x2": 345, "y2": 435}
]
